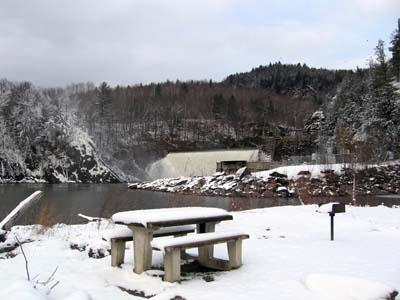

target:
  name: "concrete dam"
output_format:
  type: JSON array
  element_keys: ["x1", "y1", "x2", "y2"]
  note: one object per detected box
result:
[{"x1": 147, "y1": 149, "x2": 261, "y2": 179}]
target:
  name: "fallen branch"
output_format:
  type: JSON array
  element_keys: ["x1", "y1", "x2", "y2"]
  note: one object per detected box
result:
[
  {"x1": 35, "y1": 266, "x2": 60, "y2": 295},
  {"x1": 0, "y1": 191, "x2": 43, "y2": 231},
  {"x1": 14, "y1": 235, "x2": 30, "y2": 281},
  {"x1": 12, "y1": 233, "x2": 60, "y2": 295},
  {"x1": 49, "y1": 281, "x2": 60, "y2": 292},
  {"x1": 77, "y1": 213, "x2": 103, "y2": 222},
  {"x1": 37, "y1": 266, "x2": 58, "y2": 285}
]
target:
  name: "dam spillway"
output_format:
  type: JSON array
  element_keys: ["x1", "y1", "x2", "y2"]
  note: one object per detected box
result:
[{"x1": 147, "y1": 149, "x2": 260, "y2": 179}]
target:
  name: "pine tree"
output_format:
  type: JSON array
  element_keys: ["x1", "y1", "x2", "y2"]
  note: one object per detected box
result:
[
  {"x1": 212, "y1": 93, "x2": 224, "y2": 120},
  {"x1": 389, "y1": 18, "x2": 400, "y2": 81},
  {"x1": 154, "y1": 84, "x2": 162, "y2": 97},
  {"x1": 96, "y1": 82, "x2": 113, "y2": 145},
  {"x1": 373, "y1": 40, "x2": 388, "y2": 88},
  {"x1": 227, "y1": 95, "x2": 239, "y2": 125},
  {"x1": 371, "y1": 40, "x2": 395, "y2": 121}
]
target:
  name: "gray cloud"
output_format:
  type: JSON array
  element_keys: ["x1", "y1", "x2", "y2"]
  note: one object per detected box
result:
[{"x1": 0, "y1": 0, "x2": 398, "y2": 87}]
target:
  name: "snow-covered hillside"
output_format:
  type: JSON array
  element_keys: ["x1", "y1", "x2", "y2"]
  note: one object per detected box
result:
[
  {"x1": 0, "y1": 80, "x2": 120, "y2": 183},
  {"x1": 0, "y1": 205, "x2": 399, "y2": 300},
  {"x1": 0, "y1": 126, "x2": 120, "y2": 183}
]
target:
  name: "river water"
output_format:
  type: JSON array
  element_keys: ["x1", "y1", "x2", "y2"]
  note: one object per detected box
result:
[
  {"x1": 0, "y1": 184, "x2": 299, "y2": 225},
  {"x1": 1, "y1": 184, "x2": 399, "y2": 226}
]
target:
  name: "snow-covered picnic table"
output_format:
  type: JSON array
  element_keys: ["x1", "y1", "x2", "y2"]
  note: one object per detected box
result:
[{"x1": 111, "y1": 207, "x2": 233, "y2": 274}]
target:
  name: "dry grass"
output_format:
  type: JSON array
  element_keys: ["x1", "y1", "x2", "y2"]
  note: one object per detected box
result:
[
  {"x1": 295, "y1": 176, "x2": 314, "y2": 205},
  {"x1": 34, "y1": 202, "x2": 58, "y2": 234}
]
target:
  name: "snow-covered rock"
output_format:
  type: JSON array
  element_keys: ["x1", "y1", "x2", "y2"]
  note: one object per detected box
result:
[{"x1": 129, "y1": 171, "x2": 292, "y2": 198}]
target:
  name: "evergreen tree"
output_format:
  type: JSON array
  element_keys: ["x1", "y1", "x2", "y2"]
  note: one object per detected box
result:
[
  {"x1": 97, "y1": 82, "x2": 112, "y2": 120},
  {"x1": 180, "y1": 82, "x2": 188, "y2": 94},
  {"x1": 212, "y1": 93, "x2": 224, "y2": 120},
  {"x1": 96, "y1": 82, "x2": 113, "y2": 145},
  {"x1": 371, "y1": 40, "x2": 395, "y2": 121},
  {"x1": 389, "y1": 18, "x2": 400, "y2": 81},
  {"x1": 227, "y1": 95, "x2": 239, "y2": 124},
  {"x1": 373, "y1": 40, "x2": 389, "y2": 88},
  {"x1": 155, "y1": 83, "x2": 162, "y2": 97},
  {"x1": 250, "y1": 98, "x2": 264, "y2": 122}
]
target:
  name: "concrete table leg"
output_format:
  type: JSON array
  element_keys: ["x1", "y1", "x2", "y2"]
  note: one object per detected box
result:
[
  {"x1": 129, "y1": 226, "x2": 154, "y2": 274},
  {"x1": 197, "y1": 222, "x2": 216, "y2": 264},
  {"x1": 227, "y1": 239, "x2": 242, "y2": 268},
  {"x1": 111, "y1": 239, "x2": 125, "y2": 267},
  {"x1": 164, "y1": 249, "x2": 181, "y2": 283}
]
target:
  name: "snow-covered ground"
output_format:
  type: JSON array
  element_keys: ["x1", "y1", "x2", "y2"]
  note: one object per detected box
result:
[
  {"x1": 254, "y1": 161, "x2": 400, "y2": 180},
  {"x1": 1, "y1": 205, "x2": 399, "y2": 300}
]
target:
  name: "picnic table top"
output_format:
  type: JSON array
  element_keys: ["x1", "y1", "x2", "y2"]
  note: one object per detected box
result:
[{"x1": 111, "y1": 207, "x2": 232, "y2": 228}]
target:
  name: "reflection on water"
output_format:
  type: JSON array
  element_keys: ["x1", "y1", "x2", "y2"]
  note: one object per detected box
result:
[
  {"x1": 376, "y1": 194, "x2": 400, "y2": 199},
  {"x1": 0, "y1": 184, "x2": 300, "y2": 225},
  {"x1": 2, "y1": 184, "x2": 398, "y2": 226},
  {"x1": 309, "y1": 195, "x2": 400, "y2": 207}
]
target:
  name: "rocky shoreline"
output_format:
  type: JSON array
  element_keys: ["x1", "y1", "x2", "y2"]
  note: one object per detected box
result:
[{"x1": 129, "y1": 164, "x2": 400, "y2": 199}]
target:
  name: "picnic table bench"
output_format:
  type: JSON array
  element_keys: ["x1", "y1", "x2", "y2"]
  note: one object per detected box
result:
[
  {"x1": 112, "y1": 207, "x2": 246, "y2": 280},
  {"x1": 152, "y1": 231, "x2": 249, "y2": 282},
  {"x1": 102, "y1": 225, "x2": 195, "y2": 267}
]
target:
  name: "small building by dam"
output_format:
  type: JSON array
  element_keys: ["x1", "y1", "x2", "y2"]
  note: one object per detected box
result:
[
  {"x1": 216, "y1": 160, "x2": 277, "y2": 174},
  {"x1": 146, "y1": 149, "x2": 267, "y2": 179}
]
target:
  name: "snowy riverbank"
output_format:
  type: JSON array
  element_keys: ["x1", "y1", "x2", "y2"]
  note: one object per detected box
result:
[
  {"x1": 1, "y1": 205, "x2": 399, "y2": 300},
  {"x1": 130, "y1": 163, "x2": 400, "y2": 199},
  {"x1": 129, "y1": 170, "x2": 294, "y2": 198}
]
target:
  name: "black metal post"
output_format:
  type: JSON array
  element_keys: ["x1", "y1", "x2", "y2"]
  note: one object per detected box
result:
[{"x1": 329, "y1": 212, "x2": 335, "y2": 241}]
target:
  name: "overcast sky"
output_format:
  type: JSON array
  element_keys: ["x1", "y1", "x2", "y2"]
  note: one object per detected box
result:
[{"x1": 0, "y1": 0, "x2": 399, "y2": 87}]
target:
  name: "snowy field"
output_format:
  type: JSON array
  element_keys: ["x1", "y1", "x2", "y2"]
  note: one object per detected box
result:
[{"x1": 1, "y1": 205, "x2": 399, "y2": 300}]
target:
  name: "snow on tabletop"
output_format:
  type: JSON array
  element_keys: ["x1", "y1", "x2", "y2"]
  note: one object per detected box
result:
[
  {"x1": 151, "y1": 231, "x2": 248, "y2": 252},
  {"x1": 317, "y1": 202, "x2": 340, "y2": 213},
  {"x1": 111, "y1": 207, "x2": 231, "y2": 226},
  {"x1": 306, "y1": 273, "x2": 395, "y2": 300}
]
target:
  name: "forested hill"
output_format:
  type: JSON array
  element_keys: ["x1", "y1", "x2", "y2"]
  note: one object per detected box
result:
[
  {"x1": 224, "y1": 63, "x2": 350, "y2": 102},
  {"x1": 73, "y1": 64, "x2": 344, "y2": 179},
  {"x1": 0, "y1": 64, "x2": 341, "y2": 182}
]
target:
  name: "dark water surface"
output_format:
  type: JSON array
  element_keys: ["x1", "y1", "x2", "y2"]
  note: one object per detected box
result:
[
  {"x1": 311, "y1": 195, "x2": 400, "y2": 207},
  {"x1": 0, "y1": 184, "x2": 300, "y2": 225}
]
